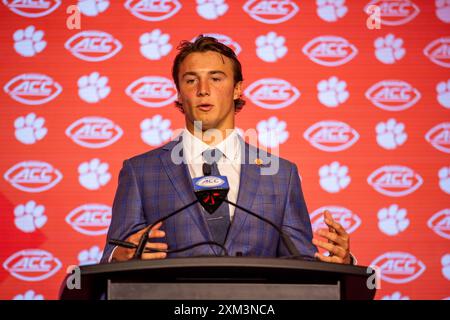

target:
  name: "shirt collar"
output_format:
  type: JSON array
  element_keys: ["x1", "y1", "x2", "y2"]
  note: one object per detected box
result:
[{"x1": 182, "y1": 128, "x2": 240, "y2": 163}]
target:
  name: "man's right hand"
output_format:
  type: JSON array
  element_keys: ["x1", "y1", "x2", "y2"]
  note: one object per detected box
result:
[{"x1": 112, "y1": 222, "x2": 168, "y2": 262}]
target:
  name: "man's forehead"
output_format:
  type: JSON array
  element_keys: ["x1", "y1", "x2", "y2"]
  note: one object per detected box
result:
[{"x1": 180, "y1": 51, "x2": 232, "y2": 72}]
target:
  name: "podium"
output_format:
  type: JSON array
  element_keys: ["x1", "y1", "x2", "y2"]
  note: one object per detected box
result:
[{"x1": 59, "y1": 257, "x2": 376, "y2": 300}]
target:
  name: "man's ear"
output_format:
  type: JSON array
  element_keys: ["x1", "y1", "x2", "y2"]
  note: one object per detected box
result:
[{"x1": 233, "y1": 81, "x2": 243, "y2": 100}]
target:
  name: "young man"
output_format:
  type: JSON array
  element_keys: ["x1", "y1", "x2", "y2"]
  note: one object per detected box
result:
[{"x1": 101, "y1": 36, "x2": 352, "y2": 264}]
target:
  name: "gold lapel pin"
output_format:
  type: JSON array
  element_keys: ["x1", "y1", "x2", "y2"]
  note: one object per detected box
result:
[{"x1": 254, "y1": 158, "x2": 263, "y2": 166}]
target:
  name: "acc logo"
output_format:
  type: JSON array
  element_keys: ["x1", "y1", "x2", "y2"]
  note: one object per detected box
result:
[
  {"x1": 196, "y1": 177, "x2": 225, "y2": 188},
  {"x1": 423, "y1": 37, "x2": 450, "y2": 68},
  {"x1": 3, "y1": 249, "x2": 62, "y2": 282},
  {"x1": 364, "y1": 0, "x2": 420, "y2": 26},
  {"x1": 425, "y1": 122, "x2": 450, "y2": 153},
  {"x1": 197, "y1": 33, "x2": 242, "y2": 55},
  {"x1": 303, "y1": 120, "x2": 359, "y2": 152},
  {"x1": 65, "y1": 31, "x2": 122, "y2": 62},
  {"x1": 302, "y1": 36, "x2": 358, "y2": 67},
  {"x1": 310, "y1": 206, "x2": 361, "y2": 234},
  {"x1": 66, "y1": 117, "x2": 123, "y2": 149},
  {"x1": 124, "y1": 0, "x2": 181, "y2": 21},
  {"x1": 65, "y1": 204, "x2": 112, "y2": 236},
  {"x1": 365, "y1": 80, "x2": 421, "y2": 111},
  {"x1": 244, "y1": 78, "x2": 300, "y2": 109},
  {"x1": 3, "y1": 0, "x2": 61, "y2": 18},
  {"x1": 427, "y1": 209, "x2": 450, "y2": 240},
  {"x1": 4, "y1": 161, "x2": 63, "y2": 193},
  {"x1": 4, "y1": 73, "x2": 62, "y2": 105},
  {"x1": 243, "y1": 0, "x2": 299, "y2": 24},
  {"x1": 126, "y1": 76, "x2": 177, "y2": 108},
  {"x1": 367, "y1": 165, "x2": 422, "y2": 197},
  {"x1": 370, "y1": 252, "x2": 426, "y2": 284}
]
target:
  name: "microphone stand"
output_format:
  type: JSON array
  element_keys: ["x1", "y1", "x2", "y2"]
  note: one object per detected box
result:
[{"x1": 221, "y1": 198, "x2": 302, "y2": 258}]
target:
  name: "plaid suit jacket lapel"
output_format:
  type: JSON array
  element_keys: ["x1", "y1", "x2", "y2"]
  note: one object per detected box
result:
[{"x1": 225, "y1": 138, "x2": 262, "y2": 246}]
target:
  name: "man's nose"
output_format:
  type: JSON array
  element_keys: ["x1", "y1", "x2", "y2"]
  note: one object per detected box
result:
[{"x1": 197, "y1": 79, "x2": 210, "y2": 96}]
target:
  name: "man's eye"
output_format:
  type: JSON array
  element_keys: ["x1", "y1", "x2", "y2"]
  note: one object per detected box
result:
[
  {"x1": 186, "y1": 79, "x2": 195, "y2": 84},
  {"x1": 212, "y1": 78, "x2": 222, "y2": 82}
]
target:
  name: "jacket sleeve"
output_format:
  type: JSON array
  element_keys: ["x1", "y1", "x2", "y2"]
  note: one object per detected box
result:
[
  {"x1": 277, "y1": 163, "x2": 318, "y2": 259},
  {"x1": 100, "y1": 159, "x2": 147, "y2": 263}
]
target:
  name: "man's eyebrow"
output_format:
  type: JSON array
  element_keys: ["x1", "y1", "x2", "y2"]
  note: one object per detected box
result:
[{"x1": 181, "y1": 70, "x2": 227, "y2": 78}]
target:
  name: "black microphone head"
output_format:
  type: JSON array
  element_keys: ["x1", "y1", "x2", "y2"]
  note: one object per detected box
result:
[{"x1": 202, "y1": 163, "x2": 212, "y2": 176}]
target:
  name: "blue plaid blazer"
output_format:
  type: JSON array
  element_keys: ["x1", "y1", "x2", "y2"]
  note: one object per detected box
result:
[{"x1": 101, "y1": 135, "x2": 317, "y2": 263}]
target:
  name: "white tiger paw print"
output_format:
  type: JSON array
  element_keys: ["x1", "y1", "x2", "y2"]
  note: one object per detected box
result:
[
  {"x1": 14, "y1": 113, "x2": 47, "y2": 145},
  {"x1": 256, "y1": 32, "x2": 287, "y2": 63},
  {"x1": 78, "y1": 245, "x2": 103, "y2": 266},
  {"x1": 319, "y1": 161, "x2": 351, "y2": 193},
  {"x1": 376, "y1": 118, "x2": 407, "y2": 150},
  {"x1": 196, "y1": 0, "x2": 228, "y2": 20},
  {"x1": 377, "y1": 204, "x2": 409, "y2": 236},
  {"x1": 78, "y1": 158, "x2": 111, "y2": 190},
  {"x1": 381, "y1": 291, "x2": 410, "y2": 300},
  {"x1": 317, "y1": 76, "x2": 349, "y2": 107},
  {"x1": 78, "y1": 72, "x2": 111, "y2": 103},
  {"x1": 436, "y1": 0, "x2": 450, "y2": 23},
  {"x1": 437, "y1": 80, "x2": 450, "y2": 109},
  {"x1": 438, "y1": 166, "x2": 450, "y2": 194},
  {"x1": 139, "y1": 29, "x2": 172, "y2": 60},
  {"x1": 257, "y1": 116, "x2": 289, "y2": 148},
  {"x1": 14, "y1": 200, "x2": 47, "y2": 233},
  {"x1": 317, "y1": 0, "x2": 348, "y2": 22},
  {"x1": 13, "y1": 290, "x2": 44, "y2": 300},
  {"x1": 140, "y1": 115, "x2": 173, "y2": 146},
  {"x1": 78, "y1": 0, "x2": 110, "y2": 16},
  {"x1": 13, "y1": 25, "x2": 47, "y2": 57},
  {"x1": 374, "y1": 34, "x2": 406, "y2": 64},
  {"x1": 442, "y1": 254, "x2": 450, "y2": 280}
]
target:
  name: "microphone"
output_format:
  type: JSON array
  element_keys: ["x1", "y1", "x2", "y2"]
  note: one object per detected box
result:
[
  {"x1": 193, "y1": 164, "x2": 229, "y2": 214},
  {"x1": 193, "y1": 172, "x2": 302, "y2": 258},
  {"x1": 202, "y1": 163, "x2": 211, "y2": 176}
]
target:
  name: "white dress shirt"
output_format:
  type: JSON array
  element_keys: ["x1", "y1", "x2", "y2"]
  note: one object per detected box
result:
[{"x1": 182, "y1": 128, "x2": 241, "y2": 221}]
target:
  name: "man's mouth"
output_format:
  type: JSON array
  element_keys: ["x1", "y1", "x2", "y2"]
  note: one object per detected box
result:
[{"x1": 197, "y1": 104, "x2": 214, "y2": 112}]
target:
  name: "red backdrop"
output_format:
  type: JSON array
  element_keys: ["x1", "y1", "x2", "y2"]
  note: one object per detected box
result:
[{"x1": 0, "y1": 0, "x2": 449, "y2": 300}]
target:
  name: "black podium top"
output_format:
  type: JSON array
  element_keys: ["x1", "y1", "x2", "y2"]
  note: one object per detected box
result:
[{"x1": 60, "y1": 257, "x2": 376, "y2": 300}]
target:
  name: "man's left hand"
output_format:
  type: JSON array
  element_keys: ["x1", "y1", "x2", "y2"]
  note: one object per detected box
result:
[{"x1": 312, "y1": 210, "x2": 351, "y2": 264}]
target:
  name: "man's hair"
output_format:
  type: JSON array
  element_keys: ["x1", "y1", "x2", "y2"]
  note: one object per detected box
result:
[{"x1": 172, "y1": 35, "x2": 246, "y2": 112}]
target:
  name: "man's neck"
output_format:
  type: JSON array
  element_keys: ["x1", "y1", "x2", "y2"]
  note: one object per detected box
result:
[{"x1": 187, "y1": 125, "x2": 235, "y2": 146}]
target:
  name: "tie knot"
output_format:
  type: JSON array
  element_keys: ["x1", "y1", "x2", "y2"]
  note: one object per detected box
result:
[{"x1": 202, "y1": 148, "x2": 223, "y2": 164}]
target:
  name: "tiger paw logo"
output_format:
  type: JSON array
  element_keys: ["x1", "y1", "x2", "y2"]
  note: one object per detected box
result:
[
  {"x1": 371, "y1": 252, "x2": 426, "y2": 284},
  {"x1": 4, "y1": 161, "x2": 63, "y2": 193},
  {"x1": 3, "y1": 249, "x2": 62, "y2": 282},
  {"x1": 3, "y1": 0, "x2": 61, "y2": 18},
  {"x1": 364, "y1": 0, "x2": 420, "y2": 26},
  {"x1": 243, "y1": 0, "x2": 299, "y2": 24},
  {"x1": 124, "y1": 0, "x2": 181, "y2": 21}
]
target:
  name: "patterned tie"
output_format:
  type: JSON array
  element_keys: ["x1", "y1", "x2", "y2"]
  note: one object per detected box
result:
[{"x1": 202, "y1": 149, "x2": 231, "y2": 244}]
